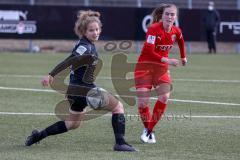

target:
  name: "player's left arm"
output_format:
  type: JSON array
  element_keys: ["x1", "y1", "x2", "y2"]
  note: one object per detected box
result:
[{"x1": 176, "y1": 28, "x2": 187, "y2": 66}]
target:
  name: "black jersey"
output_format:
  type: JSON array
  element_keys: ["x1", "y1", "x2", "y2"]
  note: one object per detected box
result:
[
  {"x1": 49, "y1": 36, "x2": 99, "y2": 86},
  {"x1": 203, "y1": 10, "x2": 220, "y2": 31}
]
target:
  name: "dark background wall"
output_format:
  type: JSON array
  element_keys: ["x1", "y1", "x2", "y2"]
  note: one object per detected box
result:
[{"x1": 0, "y1": 5, "x2": 239, "y2": 41}]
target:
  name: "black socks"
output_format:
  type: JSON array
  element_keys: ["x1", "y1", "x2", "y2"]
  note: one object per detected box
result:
[
  {"x1": 112, "y1": 113, "x2": 126, "y2": 145},
  {"x1": 37, "y1": 115, "x2": 127, "y2": 145},
  {"x1": 39, "y1": 121, "x2": 68, "y2": 140}
]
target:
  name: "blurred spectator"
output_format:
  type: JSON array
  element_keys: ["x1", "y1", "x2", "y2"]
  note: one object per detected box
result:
[{"x1": 203, "y1": 1, "x2": 220, "y2": 53}]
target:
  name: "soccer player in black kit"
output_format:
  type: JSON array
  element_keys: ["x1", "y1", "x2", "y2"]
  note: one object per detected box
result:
[{"x1": 25, "y1": 10, "x2": 136, "y2": 152}]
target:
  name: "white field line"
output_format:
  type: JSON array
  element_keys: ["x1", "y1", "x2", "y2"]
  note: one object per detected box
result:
[
  {"x1": 170, "y1": 98, "x2": 240, "y2": 106},
  {"x1": 0, "y1": 74, "x2": 43, "y2": 78},
  {"x1": 0, "y1": 111, "x2": 240, "y2": 119},
  {"x1": 174, "y1": 78, "x2": 240, "y2": 83},
  {"x1": 118, "y1": 95, "x2": 240, "y2": 106},
  {"x1": 98, "y1": 77, "x2": 240, "y2": 83},
  {"x1": 0, "y1": 86, "x2": 240, "y2": 106},
  {"x1": 0, "y1": 74, "x2": 240, "y2": 83},
  {"x1": 0, "y1": 86, "x2": 55, "y2": 93}
]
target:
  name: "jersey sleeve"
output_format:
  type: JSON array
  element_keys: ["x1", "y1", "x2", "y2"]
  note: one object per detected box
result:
[
  {"x1": 72, "y1": 43, "x2": 90, "y2": 56},
  {"x1": 48, "y1": 53, "x2": 75, "y2": 77},
  {"x1": 143, "y1": 25, "x2": 163, "y2": 60},
  {"x1": 176, "y1": 28, "x2": 186, "y2": 59},
  {"x1": 49, "y1": 45, "x2": 94, "y2": 77}
]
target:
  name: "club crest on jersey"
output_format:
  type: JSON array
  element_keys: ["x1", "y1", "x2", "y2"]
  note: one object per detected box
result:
[
  {"x1": 76, "y1": 45, "x2": 87, "y2": 55},
  {"x1": 147, "y1": 35, "x2": 156, "y2": 44},
  {"x1": 171, "y1": 34, "x2": 176, "y2": 42}
]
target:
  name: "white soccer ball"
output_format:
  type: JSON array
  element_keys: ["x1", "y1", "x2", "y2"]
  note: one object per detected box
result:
[
  {"x1": 32, "y1": 45, "x2": 40, "y2": 53},
  {"x1": 86, "y1": 87, "x2": 108, "y2": 109}
]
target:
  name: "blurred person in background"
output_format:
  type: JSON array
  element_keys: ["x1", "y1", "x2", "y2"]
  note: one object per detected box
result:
[{"x1": 203, "y1": 1, "x2": 220, "y2": 54}]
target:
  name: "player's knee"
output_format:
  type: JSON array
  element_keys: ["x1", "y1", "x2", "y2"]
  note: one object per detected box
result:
[
  {"x1": 111, "y1": 101, "x2": 124, "y2": 114},
  {"x1": 157, "y1": 94, "x2": 169, "y2": 104},
  {"x1": 65, "y1": 121, "x2": 81, "y2": 130},
  {"x1": 138, "y1": 97, "x2": 150, "y2": 108}
]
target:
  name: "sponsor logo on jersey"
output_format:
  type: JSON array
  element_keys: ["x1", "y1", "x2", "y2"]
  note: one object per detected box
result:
[
  {"x1": 76, "y1": 45, "x2": 87, "y2": 55},
  {"x1": 146, "y1": 35, "x2": 156, "y2": 44},
  {"x1": 156, "y1": 45, "x2": 173, "y2": 51}
]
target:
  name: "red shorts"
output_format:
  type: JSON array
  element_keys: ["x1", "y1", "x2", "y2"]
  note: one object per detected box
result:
[{"x1": 134, "y1": 61, "x2": 171, "y2": 89}]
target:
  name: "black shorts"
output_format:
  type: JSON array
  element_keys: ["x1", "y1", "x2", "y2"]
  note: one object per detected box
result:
[
  {"x1": 67, "y1": 95, "x2": 88, "y2": 112},
  {"x1": 67, "y1": 83, "x2": 96, "y2": 112}
]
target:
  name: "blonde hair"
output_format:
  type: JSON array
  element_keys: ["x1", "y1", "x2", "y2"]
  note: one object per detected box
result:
[
  {"x1": 74, "y1": 10, "x2": 102, "y2": 37},
  {"x1": 151, "y1": 3, "x2": 178, "y2": 24}
]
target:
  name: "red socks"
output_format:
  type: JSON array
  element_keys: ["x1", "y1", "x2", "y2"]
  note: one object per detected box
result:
[
  {"x1": 138, "y1": 107, "x2": 151, "y2": 129},
  {"x1": 138, "y1": 101, "x2": 167, "y2": 132},
  {"x1": 148, "y1": 100, "x2": 167, "y2": 132}
]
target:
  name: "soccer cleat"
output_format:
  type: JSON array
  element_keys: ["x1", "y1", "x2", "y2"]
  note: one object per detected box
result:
[
  {"x1": 140, "y1": 128, "x2": 157, "y2": 144},
  {"x1": 147, "y1": 132, "x2": 156, "y2": 144},
  {"x1": 140, "y1": 128, "x2": 149, "y2": 143},
  {"x1": 25, "y1": 129, "x2": 41, "y2": 146},
  {"x1": 113, "y1": 143, "x2": 137, "y2": 152}
]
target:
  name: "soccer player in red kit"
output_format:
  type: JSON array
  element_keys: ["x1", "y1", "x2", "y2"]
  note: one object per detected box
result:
[{"x1": 134, "y1": 4, "x2": 187, "y2": 143}]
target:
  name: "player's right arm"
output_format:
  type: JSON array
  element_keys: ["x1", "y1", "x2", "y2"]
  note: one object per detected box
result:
[
  {"x1": 41, "y1": 43, "x2": 94, "y2": 87},
  {"x1": 160, "y1": 57, "x2": 179, "y2": 66},
  {"x1": 41, "y1": 53, "x2": 75, "y2": 87}
]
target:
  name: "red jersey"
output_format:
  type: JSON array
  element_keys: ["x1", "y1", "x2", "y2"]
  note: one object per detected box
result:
[{"x1": 138, "y1": 22, "x2": 186, "y2": 64}]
